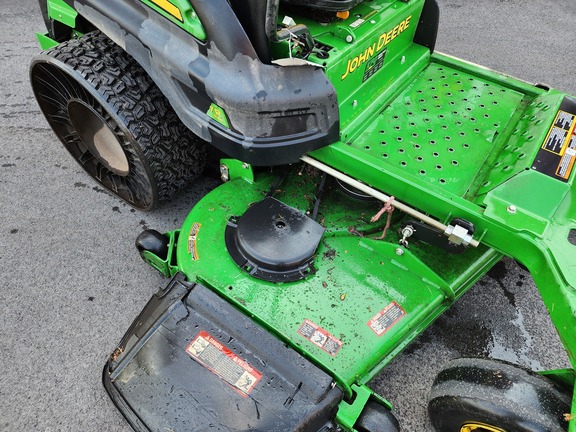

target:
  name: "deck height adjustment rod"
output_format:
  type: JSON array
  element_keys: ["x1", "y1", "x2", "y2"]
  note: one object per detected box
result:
[{"x1": 300, "y1": 156, "x2": 479, "y2": 248}]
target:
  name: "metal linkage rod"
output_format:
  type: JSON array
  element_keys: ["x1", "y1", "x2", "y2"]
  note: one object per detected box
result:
[{"x1": 300, "y1": 155, "x2": 479, "y2": 248}]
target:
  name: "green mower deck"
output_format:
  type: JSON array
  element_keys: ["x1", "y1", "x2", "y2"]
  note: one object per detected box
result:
[{"x1": 172, "y1": 169, "x2": 502, "y2": 390}]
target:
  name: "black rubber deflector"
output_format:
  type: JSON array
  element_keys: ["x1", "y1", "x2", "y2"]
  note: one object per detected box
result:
[{"x1": 103, "y1": 273, "x2": 343, "y2": 432}]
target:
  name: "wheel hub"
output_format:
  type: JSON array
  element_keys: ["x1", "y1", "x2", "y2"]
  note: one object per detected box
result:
[
  {"x1": 460, "y1": 423, "x2": 506, "y2": 432},
  {"x1": 67, "y1": 100, "x2": 130, "y2": 176}
]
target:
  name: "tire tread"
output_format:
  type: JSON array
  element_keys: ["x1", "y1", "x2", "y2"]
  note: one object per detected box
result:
[{"x1": 43, "y1": 31, "x2": 206, "y2": 208}]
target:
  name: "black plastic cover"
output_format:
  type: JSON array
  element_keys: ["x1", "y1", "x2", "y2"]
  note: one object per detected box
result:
[
  {"x1": 413, "y1": 0, "x2": 439, "y2": 53},
  {"x1": 225, "y1": 197, "x2": 325, "y2": 282},
  {"x1": 68, "y1": 0, "x2": 339, "y2": 166},
  {"x1": 103, "y1": 274, "x2": 343, "y2": 431}
]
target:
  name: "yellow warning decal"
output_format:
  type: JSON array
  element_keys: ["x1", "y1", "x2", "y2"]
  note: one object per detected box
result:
[
  {"x1": 539, "y1": 109, "x2": 576, "y2": 180},
  {"x1": 533, "y1": 100, "x2": 576, "y2": 182},
  {"x1": 460, "y1": 423, "x2": 506, "y2": 432},
  {"x1": 148, "y1": 0, "x2": 183, "y2": 22},
  {"x1": 555, "y1": 136, "x2": 576, "y2": 180},
  {"x1": 207, "y1": 103, "x2": 230, "y2": 128},
  {"x1": 541, "y1": 110, "x2": 576, "y2": 155}
]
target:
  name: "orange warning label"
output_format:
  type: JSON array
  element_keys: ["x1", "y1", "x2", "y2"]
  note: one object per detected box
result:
[
  {"x1": 185, "y1": 331, "x2": 262, "y2": 397},
  {"x1": 188, "y1": 222, "x2": 201, "y2": 260}
]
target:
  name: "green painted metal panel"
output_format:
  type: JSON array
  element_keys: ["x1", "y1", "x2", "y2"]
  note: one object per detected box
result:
[
  {"x1": 483, "y1": 170, "x2": 570, "y2": 236},
  {"x1": 351, "y1": 61, "x2": 528, "y2": 197},
  {"x1": 47, "y1": 0, "x2": 77, "y2": 27},
  {"x1": 303, "y1": 0, "x2": 430, "y2": 136},
  {"x1": 36, "y1": 32, "x2": 59, "y2": 50},
  {"x1": 473, "y1": 93, "x2": 564, "y2": 200},
  {"x1": 173, "y1": 171, "x2": 501, "y2": 392}
]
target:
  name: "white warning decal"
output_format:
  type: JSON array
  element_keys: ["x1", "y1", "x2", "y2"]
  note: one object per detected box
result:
[
  {"x1": 368, "y1": 301, "x2": 406, "y2": 336},
  {"x1": 186, "y1": 331, "x2": 262, "y2": 396},
  {"x1": 298, "y1": 319, "x2": 343, "y2": 356}
]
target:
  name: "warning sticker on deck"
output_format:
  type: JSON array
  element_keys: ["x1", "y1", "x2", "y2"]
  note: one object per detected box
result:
[
  {"x1": 298, "y1": 319, "x2": 342, "y2": 357},
  {"x1": 542, "y1": 111, "x2": 574, "y2": 155},
  {"x1": 185, "y1": 331, "x2": 261, "y2": 397},
  {"x1": 187, "y1": 222, "x2": 201, "y2": 260},
  {"x1": 533, "y1": 98, "x2": 576, "y2": 182},
  {"x1": 368, "y1": 301, "x2": 406, "y2": 336}
]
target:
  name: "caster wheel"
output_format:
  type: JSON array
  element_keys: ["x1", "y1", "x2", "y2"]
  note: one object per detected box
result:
[
  {"x1": 135, "y1": 230, "x2": 169, "y2": 261},
  {"x1": 356, "y1": 400, "x2": 400, "y2": 432}
]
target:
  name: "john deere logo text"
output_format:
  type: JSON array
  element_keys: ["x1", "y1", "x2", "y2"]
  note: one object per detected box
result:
[{"x1": 341, "y1": 15, "x2": 412, "y2": 80}]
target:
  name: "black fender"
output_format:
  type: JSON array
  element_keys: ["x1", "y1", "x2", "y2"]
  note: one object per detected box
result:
[{"x1": 65, "y1": 0, "x2": 339, "y2": 165}]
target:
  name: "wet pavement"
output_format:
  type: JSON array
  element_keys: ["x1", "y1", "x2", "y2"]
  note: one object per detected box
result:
[{"x1": 373, "y1": 258, "x2": 570, "y2": 430}]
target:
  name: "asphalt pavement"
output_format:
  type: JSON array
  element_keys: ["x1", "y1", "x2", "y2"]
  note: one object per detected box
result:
[{"x1": 1, "y1": 1, "x2": 575, "y2": 431}]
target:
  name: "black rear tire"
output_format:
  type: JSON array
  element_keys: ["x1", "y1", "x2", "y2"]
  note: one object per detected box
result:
[
  {"x1": 31, "y1": 31, "x2": 206, "y2": 210},
  {"x1": 428, "y1": 358, "x2": 571, "y2": 432}
]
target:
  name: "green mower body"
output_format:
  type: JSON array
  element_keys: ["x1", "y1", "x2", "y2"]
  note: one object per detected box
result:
[{"x1": 32, "y1": 0, "x2": 576, "y2": 430}]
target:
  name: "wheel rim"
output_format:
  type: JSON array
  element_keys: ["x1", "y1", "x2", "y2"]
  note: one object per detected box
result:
[
  {"x1": 31, "y1": 61, "x2": 156, "y2": 209},
  {"x1": 67, "y1": 100, "x2": 130, "y2": 176},
  {"x1": 460, "y1": 423, "x2": 506, "y2": 432}
]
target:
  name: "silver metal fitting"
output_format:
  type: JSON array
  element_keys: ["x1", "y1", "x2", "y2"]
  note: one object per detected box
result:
[
  {"x1": 399, "y1": 225, "x2": 415, "y2": 247},
  {"x1": 444, "y1": 224, "x2": 473, "y2": 246},
  {"x1": 220, "y1": 164, "x2": 230, "y2": 183}
]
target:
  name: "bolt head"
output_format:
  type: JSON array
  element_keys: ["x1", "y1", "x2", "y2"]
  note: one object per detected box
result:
[
  {"x1": 395, "y1": 248, "x2": 404, "y2": 256},
  {"x1": 220, "y1": 164, "x2": 230, "y2": 183},
  {"x1": 345, "y1": 35, "x2": 353, "y2": 43},
  {"x1": 507, "y1": 205, "x2": 517, "y2": 214}
]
